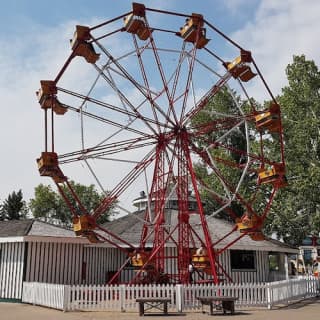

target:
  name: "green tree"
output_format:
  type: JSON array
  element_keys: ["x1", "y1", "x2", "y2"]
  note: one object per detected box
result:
[
  {"x1": 265, "y1": 55, "x2": 320, "y2": 245},
  {"x1": 191, "y1": 87, "x2": 248, "y2": 218},
  {"x1": 29, "y1": 182, "x2": 112, "y2": 226},
  {"x1": 0, "y1": 190, "x2": 28, "y2": 220}
]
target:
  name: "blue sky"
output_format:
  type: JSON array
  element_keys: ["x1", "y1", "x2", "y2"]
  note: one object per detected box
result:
[{"x1": 0, "y1": 0, "x2": 319, "y2": 211}]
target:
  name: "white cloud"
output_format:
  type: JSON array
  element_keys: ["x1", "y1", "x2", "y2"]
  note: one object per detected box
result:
[
  {"x1": 230, "y1": 0, "x2": 320, "y2": 101},
  {"x1": 1, "y1": 1, "x2": 319, "y2": 214}
]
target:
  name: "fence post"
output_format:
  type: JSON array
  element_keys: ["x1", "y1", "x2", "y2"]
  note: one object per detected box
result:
[
  {"x1": 119, "y1": 284, "x2": 126, "y2": 312},
  {"x1": 63, "y1": 285, "x2": 70, "y2": 312},
  {"x1": 267, "y1": 283, "x2": 272, "y2": 310},
  {"x1": 176, "y1": 284, "x2": 183, "y2": 313}
]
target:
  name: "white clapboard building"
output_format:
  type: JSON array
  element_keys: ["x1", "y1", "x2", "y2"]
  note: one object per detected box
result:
[{"x1": 0, "y1": 204, "x2": 297, "y2": 301}]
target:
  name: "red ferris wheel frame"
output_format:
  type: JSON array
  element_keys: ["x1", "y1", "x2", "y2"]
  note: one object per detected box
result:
[{"x1": 36, "y1": 2, "x2": 286, "y2": 284}]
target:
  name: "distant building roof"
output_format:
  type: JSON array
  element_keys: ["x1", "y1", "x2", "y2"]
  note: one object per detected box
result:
[
  {"x1": 103, "y1": 210, "x2": 298, "y2": 253},
  {"x1": 0, "y1": 219, "x2": 88, "y2": 243}
]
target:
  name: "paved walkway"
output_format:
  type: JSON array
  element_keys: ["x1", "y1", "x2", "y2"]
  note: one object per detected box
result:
[{"x1": 1, "y1": 298, "x2": 320, "y2": 320}]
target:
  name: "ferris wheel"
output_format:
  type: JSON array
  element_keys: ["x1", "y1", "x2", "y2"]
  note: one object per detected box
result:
[{"x1": 36, "y1": 2, "x2": 286, "y2": 284}]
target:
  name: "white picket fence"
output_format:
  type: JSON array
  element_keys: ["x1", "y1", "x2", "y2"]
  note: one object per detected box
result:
[{"x1": 22, "y1": 277, "x2": 320, "y2": 312}]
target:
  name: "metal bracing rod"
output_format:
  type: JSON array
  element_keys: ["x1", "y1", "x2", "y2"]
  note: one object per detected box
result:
[
  {"x1": 55, "y1": 182, "x2": 79, "y2": 218},
  {"x1": 93, "y1": 147, "x2": 157, "y2": 219},
  {"x1": 131, "y1": 224, "x2": 179, "y2": 284},
  {"x1": 44, "y1": 109, "x2": 48, "y2": 152},
  {"x1": 251, "y1": 58, "x2": 276, "y2": 102},
  {"x1": 83, "y1": 158, "x2": 106, "y2": 202},
  {"x1": 140, "y1": 138, "x2": 178, "y2": 249},
  {"x1": 237, "y1": 80, "x2": 257, "y2": 113},
  {"x1": 54, "y1": 53, "x2": 75, "y2": 84},
  {"x1": 145, "y1": 7, "x2": 190, "y2": 18},
  {"x1": 166, "y1": 42, "x2": 186, "y2": 124},
  {"x1": 183, "y1": 72, "x2": 231, "y2": 125},
  {"x1": 189, "y1": 118, "x2": 245, "y2": 136},
  {"x1": 204, "y1": 19, "x2": 244, "y2": 51},
  {"x1": 132, "y1": 35, "x2": 161, "y2": 133},
  {"x1": 194, "y1": 143, "x2": 259, "y2": 217},
  {"x1": 107, "y1": 256, "x2": 132, "y2": 285},
  {"x1": 116, "y1": 203, "x2": 150, "y2": 224},
  {"x1": 93, "y1": 65, "x2": 158, "y2": 136},
  {"x1": 91, "y1": 27, "x2": 124, "y2": 42},
  {"x1": 145, "y1": 47, "x2": 223, "y2": 79},
  {"x1": 104, "y1": 67, "x2": 134, "y2": 122},
  {"x1": 140, "y1": 142, "x2": 167, "y2": 249},
  {"x1": 205, "y1": 148, "x2": 232, "y2": 200},
  {"x1": 180, "y1": 31, "x2": 201, "y2": 123},
  {"x1": 93, "y1": 66, "x2": 162, "y2": 137},
  {"x1": 65, "y1": 180, "x2": 90, "y2": 215},
  {"x1": 107, "y1": 65, "x2": 160, "y2": 97},
  {"x1": 144, "y1": 17, "x2": 178, "y2": 124},
  {"x1": 79, "y1": 61, "x2": 112, "y2": 150},
  {"x1": 91, "y1": 37, "x2": 176, "y2": 128},
  {"x1": 183, "y1": 136, "x2": 220, "y2": 284},
  {"x1": 216, "y1": 233, "x2": 246, "y2": 255},
  {"x1": 62, "y1": 103, "x2": 149, "y2": 137},
  {"x1": 90, "y1": 12, "x2": 131, "y2": 31},
  {"x1": 211, "y1": 141, "x2": 276, "y2": 166},
  {"x1": 59, "y1": 139, "x2": 156, "y2": 164},
  {"x1": 95, "y1": 224, "x2": 136, "y2": 249},
  {"x1": 215, "y1": 259, "x2": 233, "y2": 282},
  {"x1": 203, "y1": 47, "x2": 226, "y2": 64},
  {"x1": 58, "y1": 135, "x2": 155, "y2": 160},
  {"x1": 211, "y1": 225, "x2": 238, "y2": 247},
  {"x1": 58, "y1": 86, "x2": 166, "y2": 130}
]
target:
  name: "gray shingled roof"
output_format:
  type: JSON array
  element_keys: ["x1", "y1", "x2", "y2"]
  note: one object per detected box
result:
[
  {"x1": 0, "y1": 220, "x2": 34, "y2": 237},
  {"x1": 0, "y1": 219, "x2": 75, "y2": 238},
  {"x1": 103, "y1": 210, "x2": 298, "y2": 253}
]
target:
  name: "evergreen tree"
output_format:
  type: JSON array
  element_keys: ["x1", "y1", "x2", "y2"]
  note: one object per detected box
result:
[{"x1": 0, "y1": 190, "x2": 28, "y2": 220}]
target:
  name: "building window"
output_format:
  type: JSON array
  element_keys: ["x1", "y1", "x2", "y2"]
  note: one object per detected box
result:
[
  {"x1": 268, "y1": 253, "x2": 280, "y2": 271},
  {"x1": 230, "y1": 250, "x2": 256, "y2": 271}
]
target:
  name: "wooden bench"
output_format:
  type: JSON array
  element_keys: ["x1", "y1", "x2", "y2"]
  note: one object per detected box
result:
[
  {"x1": 136, "y1": 297, "x2": 171, "y2": 316},
  {"x1": 197, "y1": 296, "x2": 238, "y2": 315}
]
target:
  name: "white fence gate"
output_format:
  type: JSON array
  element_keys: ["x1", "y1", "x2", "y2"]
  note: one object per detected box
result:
[{"x1": 22, "y1": 277, "x2": 320, "y2": 312}]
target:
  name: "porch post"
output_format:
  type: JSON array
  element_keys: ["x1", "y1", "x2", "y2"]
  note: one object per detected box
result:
[{"x1": 284, "y1": 254, "x2": 289, "y2": 280}]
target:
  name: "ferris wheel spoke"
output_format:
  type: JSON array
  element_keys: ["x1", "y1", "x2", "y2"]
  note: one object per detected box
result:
[
  {"x1": 58, "y1": 135, "x2": 157, "y2": 164},
  {"x1": 144, "y1": 18, "x2": 178, "y2": 122},
  {"x1": 166, "y1": 42, "x2": 187, "y2": 124},
  {"x1": 93, "y1": 147, "x2": 158, "y2": 219},
  {"x1": 92, "y1": 65, "x2": 158, "y2": 135},
  {"x1": 58, "y1": 86, "x2": 160, "y2": 126},
  {"x1": 182, "y1": 72, "x2": 232, "y2": 125},
  {"x1": 132, "y1": 35, "x2": 161, "y2": 133},
  {"x1": 179, "y1": 45, "x2": 198, "y2": 123},
  {"x1": 62, "y1": 103, "x2": 150, "y2": 137},
  {"x1": 91, "y1": 38, "x2": 176, "y2": 128}
]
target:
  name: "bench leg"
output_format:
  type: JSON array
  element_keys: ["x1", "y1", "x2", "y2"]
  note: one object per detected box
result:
[
  {"x1": 222, "y1": 301, "x2": 235, "y2": 314},
  {"x1": 164, "y1": 302, "x2": 168, "y2": 314},
  {"x1": 139, "y1": 302, "x2": 144, "y2": 316},
  {"x1": 210, "y1": 302, "x2": 214, "y2": 315}
]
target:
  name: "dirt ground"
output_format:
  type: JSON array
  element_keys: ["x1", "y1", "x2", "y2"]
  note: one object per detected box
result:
[{"x1": 1, "y1": 298, "x2": 320, "y2": 320}]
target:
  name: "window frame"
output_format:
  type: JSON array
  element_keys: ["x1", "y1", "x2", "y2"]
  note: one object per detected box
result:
[{"x1": 230, "y1": 249, "x2": 256, "y2": 271}]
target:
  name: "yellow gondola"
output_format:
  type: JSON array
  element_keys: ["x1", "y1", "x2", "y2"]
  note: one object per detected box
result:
[
  {"x1": 179, "y1": 14, "x2": 209, "y2": 49},
  {"x1": 225, "y1": 50, "x2": 256, "y2": 82},
  {"x1": 123, "y1": 3, "x2": 151, "y2": 40},
  {"x1": 255, "y1": 103, "x2": 281, "y2": 132},
  {"x1": 70, "y1": 25, "x2": 100, "y2": 64}
]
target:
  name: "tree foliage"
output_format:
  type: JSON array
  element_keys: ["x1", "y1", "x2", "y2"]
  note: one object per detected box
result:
[
  {"x1": 265, "y1": 55, "x2": 320, "y2": 245},
  {"x1": 0, "y1": 190, "x2": 28, "y2": 220},
  {"x1": 191, "y1": 55, "x2": 320, "y2": 246},
  {"x1": 191, "y1": 87, "x2": 248, "y2": 219},
  {"x1": 29, "y1": 182, "x2": 112, "y2": 226}
]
